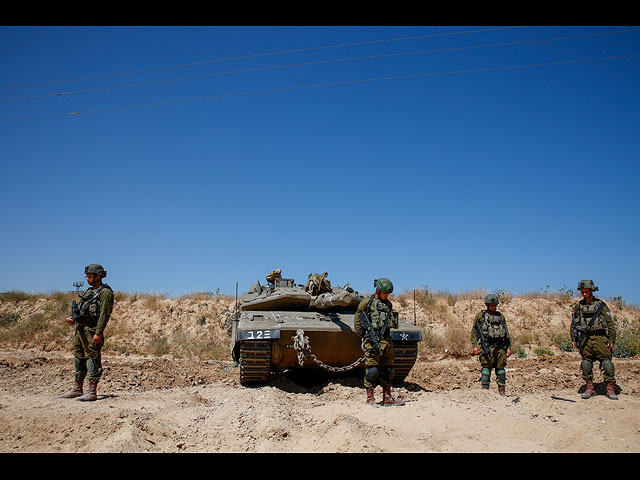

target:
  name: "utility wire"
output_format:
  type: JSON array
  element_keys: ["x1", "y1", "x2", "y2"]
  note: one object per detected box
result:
[
  {"x1": 2, "y1": 28, "x2": 638, "y2": 103},
  {"x1": 2, "y1": 52, "x2": 638, "y2": 123},
  {"x1": 0, "y1": 26, "x2": 527, "y2": 91}
]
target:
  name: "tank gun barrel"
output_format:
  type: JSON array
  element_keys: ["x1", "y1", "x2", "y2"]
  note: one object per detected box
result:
[{"x1": 310, "y1": 291, "x2": 353, "y2": 309}]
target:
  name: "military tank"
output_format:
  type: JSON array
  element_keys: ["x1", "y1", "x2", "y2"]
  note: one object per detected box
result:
[{"x1": 230, "y1": 270, "x2": 423, "y2": 386}]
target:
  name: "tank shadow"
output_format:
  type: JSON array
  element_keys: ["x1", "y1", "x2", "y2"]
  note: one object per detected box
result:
[
  {"x1": 265, "y1": 368, "x2": 428, "y2": 394},
  {"x1": 269, "y1": 368, "x2": 363, "y2": 393}
]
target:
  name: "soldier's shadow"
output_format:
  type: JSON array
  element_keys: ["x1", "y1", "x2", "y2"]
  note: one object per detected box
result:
[
  {"x1": 398, "y1": 380, "x2": 429, "y2": 393},
  {"x1": 577, "y1": 382, "x2": 622, "y2": 396}
]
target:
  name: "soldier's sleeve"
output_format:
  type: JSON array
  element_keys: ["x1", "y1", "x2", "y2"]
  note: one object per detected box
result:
[
  {"x1": 470, "y1": 313, "x2": 482, "y2": 346},
  {"x1": 389, "y1": 300, "x2": 398, "y2": 329},
  {"x1": 354, "y1": 298, "x2": 368, "y2": 337},
  {"x1": 602, "y1": 303, "x2": 616, "y2": 344},
  {"x1": 95, "y1": 288, "x2": 114, "y2": 337}
]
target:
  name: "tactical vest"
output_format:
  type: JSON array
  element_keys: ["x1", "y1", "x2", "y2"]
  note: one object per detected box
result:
[
  {"x1": 77, "y1": 284, "x2": 112, "y2": 322},
  {"x1": 574, "y1": 298, "x2": 608, "y2": 335},
  {"x1": 367, "y1": 296, "x2": 397, "y2": 332},
  {"x1": 480, "y1": 310, "x2": 508, "y2": 340}
]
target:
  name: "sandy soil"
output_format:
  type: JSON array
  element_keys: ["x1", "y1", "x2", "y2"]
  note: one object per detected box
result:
[{"x1": 1, "y1": 348, "x2": 639, "y2": 453}]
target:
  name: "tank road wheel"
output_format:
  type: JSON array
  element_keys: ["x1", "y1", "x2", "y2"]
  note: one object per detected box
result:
[
  {"x1": 392, "y1": 341, "x2": 418, "y2": 386},
  {"x1": 239, "y1": 340, "x2": 272, "y2": 385}
]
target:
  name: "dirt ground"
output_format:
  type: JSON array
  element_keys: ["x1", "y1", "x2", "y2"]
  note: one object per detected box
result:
[{"x1": 1, "y1": 347, "x2": 639, "y2": 453}]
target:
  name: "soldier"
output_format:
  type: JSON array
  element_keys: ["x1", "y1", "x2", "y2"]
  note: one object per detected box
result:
[
  {"x1": 354, "y1": 278, "x2": 404, "y2": 406},
  {"x1": 471, "y1": 294, "x2": 512, "y2": 395},
  {"x1": 570, "y1": 279, "x2": 618, "y2": 400},
  {"x1": 59, "y1": 264, "x2": 114, "y2": 402}
]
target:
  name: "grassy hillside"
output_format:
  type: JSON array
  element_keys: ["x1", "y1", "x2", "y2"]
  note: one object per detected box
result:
[{"x1": 1, "y1": 288, "x2": 638, "y2": 361}]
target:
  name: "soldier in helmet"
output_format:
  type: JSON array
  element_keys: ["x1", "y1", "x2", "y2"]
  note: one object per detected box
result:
[
  {"x1": 471, "y1": 294, "x2": 512, "y2": 395},
  {"x1": 354, "y1": 278, "x2": 404, "y2": 406},
  {"x1": 570, "y1": 280, "x2": 618, "y2": 400},
  {"x1": 59, "y1": 264, "x2": 114, "y2": 402}
]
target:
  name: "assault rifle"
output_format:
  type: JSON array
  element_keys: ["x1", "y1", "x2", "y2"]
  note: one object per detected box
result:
[
  {"x1": 358, "y1": 309, "x2": 392, "y2": 356},
  {"x1": 70, "y1": 299, "x2": 92, "y2": 325},
  {"x1": 572, "y1": 301, "x2": 605, "y2": 352},
  {"x1": 71, "y1": 301, "x2": 80, "y2": 324},
  {"x1": 474, "y1": 319, "x2": 491, "y2": 360}
]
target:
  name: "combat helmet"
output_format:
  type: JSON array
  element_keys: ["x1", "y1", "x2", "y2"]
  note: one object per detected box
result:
[
  {"x1": 374, "y1": 278, "x2": 394, "y2": 294},
  {"x1": 85, "y1": 264, "x2": 107, "y2": 278},
  {"x1": 484, "y1": 293, "x2": 500, "y2": 305},
  {"x1": 577, "y1": 279, "x2": 598, "y2": 291}
]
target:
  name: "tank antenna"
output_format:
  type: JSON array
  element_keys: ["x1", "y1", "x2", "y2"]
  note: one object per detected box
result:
[
  {"x1": 234, "y1": 281, "x2": 239, "y2": 323},
  {"x1": 413, "y1": 288, "x2": 417, "y2": 325}
]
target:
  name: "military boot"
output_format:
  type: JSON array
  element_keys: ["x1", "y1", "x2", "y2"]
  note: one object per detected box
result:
[
  {"x1": 366, "y1": 388, "x2": 376, "y2": 405},
  {"x1": 606, "y1": 381, "x2": 618, "y2": 400},
  {"x1": 58, "y1": 378, "x2": 84, "y2": 399},
  {"x1": 382, "y1": 385, "x2": 405, "y2": 406},
  {"x1": 77, "y1": 379, "x2": 98, "y2": 402},
  {"x1": 581, "y1": 379, "x2": 595, "y2": 399},
  {"x1": 498, "y1": 386, "x2": 506, "y2": 396}
]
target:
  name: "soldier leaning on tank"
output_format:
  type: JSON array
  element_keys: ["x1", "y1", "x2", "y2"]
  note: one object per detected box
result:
[
  {"x1": 59, "y1": 264, "x2": 114, "y2": 402},
  {"x1": 354, "y1": 278, "x2": 404, "y2": 406},
  {"x1": 570, "y1": 280, "x2": 618, "y2": 400},
  {"x1": 471, "y1": 294, "x2": 512, "y2": 396}
]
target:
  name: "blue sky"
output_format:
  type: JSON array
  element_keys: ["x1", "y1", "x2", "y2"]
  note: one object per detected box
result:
[{"x1": 1, "y1": 26, "x2": 639, "y2": 304}]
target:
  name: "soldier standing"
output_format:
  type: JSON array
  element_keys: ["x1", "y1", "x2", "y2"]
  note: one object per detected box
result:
[
  {"x1": 354, "y1": 278, "x2": 404, "y2": 406},
  {"x1": 59, "y1": 264, "x2": 114, "y2": 402},
  {"x1": 570, "y1": 279, "x2": 618, "y2": 400},
  {"x1": 471, "y1": 294, "x2": 512, "y2": 395}
]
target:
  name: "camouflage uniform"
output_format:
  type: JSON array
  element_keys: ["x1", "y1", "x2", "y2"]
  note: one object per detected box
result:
[
  {"x1": 570, "y1": 281, "x2": 617, "y2": 399},
  {"x1": 471, "y1": 296, "x2": 511, "y2": 392},
  {"x1": 354, "y1": 278, "x2": 404, "y2": 406},
  {"x1": 59, "y1": 264, "x2": 113, "y2": 401},
  {"x1": 73, "y1": 284, "x2": 114, "y2": 384},
  {"x1": 354, "y1": 295, "x2": 397, "y2": 389}
]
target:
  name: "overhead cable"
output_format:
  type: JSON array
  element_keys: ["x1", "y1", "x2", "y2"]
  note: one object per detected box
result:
[
  {"x1": 2, "y1": 52, "x2": 638, "y2": 123},
  {"x1": 2, "y1": 27, "x2": 638, "y2": 103},
  {"x1": 0, "y1": 26, "x2": 527, "y2": 91}
]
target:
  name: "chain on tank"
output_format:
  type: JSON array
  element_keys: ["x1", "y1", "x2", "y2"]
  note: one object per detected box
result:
[{"x1": 292, "y1": 329, "x2": 365, "y2": 373}]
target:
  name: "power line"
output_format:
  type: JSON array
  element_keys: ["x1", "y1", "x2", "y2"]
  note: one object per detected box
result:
[
  {"x1": 0, "y1": 26, "x2": 527, "y2": 91},
  {"x1": 2, "y1": 52, "x2": 638, "y2": 123},
  {"x1": 6, "y1": 27, "x2": 640, "y2": 104},
  {"x1": 3, "y1": 28, "x2": 638, "y2": 104}
]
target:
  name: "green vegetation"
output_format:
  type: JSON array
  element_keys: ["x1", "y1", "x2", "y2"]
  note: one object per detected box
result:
[
  {"x1": 615, "y1": 333, "x2": 639, "y2": 358},
  {"x1": 552, "y1": 332, "x2": 574, "y2": 352},
  {"x1": 533, "y1": 346, "x2": 555, "y2": 357}
]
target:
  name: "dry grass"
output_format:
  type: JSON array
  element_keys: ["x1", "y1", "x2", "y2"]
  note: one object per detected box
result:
[{"x1": 1, "y1": 288, "x2": 639, "y2": 360}]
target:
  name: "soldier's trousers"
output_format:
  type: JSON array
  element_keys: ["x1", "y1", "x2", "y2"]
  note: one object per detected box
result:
[
  {"x1": 72, "y1": 325, "x2": 104, "y2": 381},
  {"x1": 363, "y1": 337, "x2": 395, "y2": 389},
  {"x1": 479, "y1": 344, "x2": 508, "y2": 387},
  {"x1": 579, "y1": 335, "x2": 615, "y2": 383}
]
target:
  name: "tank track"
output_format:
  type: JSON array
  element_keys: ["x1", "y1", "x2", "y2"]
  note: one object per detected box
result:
[
  {"x1": 239, "y1": 340, "x2": 272, "y2": 385},
  {"x1": 392, "y1": 340, "x2": 419, "y2": 386}
]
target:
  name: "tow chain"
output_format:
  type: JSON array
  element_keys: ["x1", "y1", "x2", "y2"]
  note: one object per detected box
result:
[{"x1": 292, "y1": 329, "x2": 365, "y2": 372}]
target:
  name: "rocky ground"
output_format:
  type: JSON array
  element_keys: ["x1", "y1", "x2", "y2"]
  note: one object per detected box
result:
[{"x1": 1, "y1": 347, "x2": 639, "y2": 453}]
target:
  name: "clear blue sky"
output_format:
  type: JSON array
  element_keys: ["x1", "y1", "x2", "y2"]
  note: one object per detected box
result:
[{"x1": 1, "y1": 26, "x2": 639, "y2": 304}]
